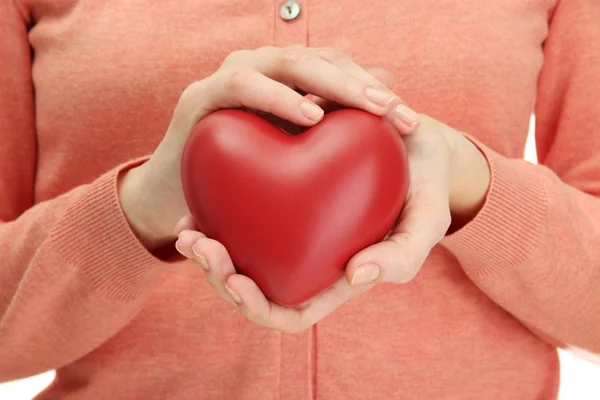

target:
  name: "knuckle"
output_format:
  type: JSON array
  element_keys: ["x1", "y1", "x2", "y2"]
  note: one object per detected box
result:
[
  {"x1": 430, "y1": 197, "x2": 452, "y2": 236},
  {"x1": 221, "y1": 52, "x2": 238, "y2": 66},
  {"x1": 440, "y1": 209, "x2": 452, "y2": 234},
  {"x1": 226, "y1": 68, "x2": 257, "y2": 92},
  {"x1": 179, "y1": 80, "x2": 205, "y2": 104},
  {"x1": 284, "y1": 44, "x2": 305, "y2": 53},
  {"x1": 255, "y1": 46, "x2": 277, "y2": 56},
  {"x1": 171, "y1": 81, "x2": 209, "y2": 133},
  {"x1": 222, "y1": 49, "x2": 251, "y2": 66},
  {"x1": 280, "y1": 47, "x2": 312, "y2": 68},
  {"x1": 317, "y1": 47, "x2": 349, "y2": 63},
  {"x1": 336, "y1": 73, "x2": 354, "y2": 93}
]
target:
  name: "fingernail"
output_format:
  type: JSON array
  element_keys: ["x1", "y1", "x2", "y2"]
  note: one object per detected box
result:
[
  {"x1": 300, "y1": 101, "x2": 324, "y2": 121},
  {"x1": 351, "y1": 263, "x2": 381, "y2": 285},
  {"x1": 175, "y1": 241, "x2": 186, "y2": 256},
  {"x1": 192, "y1": 244, "x2": 210, "y2": 271},
  {"x1": 365, "y1": 87, "x2": 395, "y2": 107},
  {"x1": 395, "y1": 104, "x2": 420, "y2": 126},
  {"x1": 225, "y1": 284, "x2": 242, "y2": 305}
]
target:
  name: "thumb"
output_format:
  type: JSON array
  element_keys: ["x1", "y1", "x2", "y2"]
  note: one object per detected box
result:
[{"x1": 345, "y1": 239, "x2": 421, "y2": 287}]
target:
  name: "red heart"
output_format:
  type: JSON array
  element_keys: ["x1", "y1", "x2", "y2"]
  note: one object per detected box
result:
[{"x1": 181, "y1": 109, "x2": 409, "y2": 306}]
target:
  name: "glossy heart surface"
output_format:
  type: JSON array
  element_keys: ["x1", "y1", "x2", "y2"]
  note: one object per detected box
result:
[{"x1": 181, "y1": 109, "x2": 409, "y2": 306}]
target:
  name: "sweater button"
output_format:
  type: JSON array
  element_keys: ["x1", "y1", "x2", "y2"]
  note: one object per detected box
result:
[{"x1": 280, "y1": 0, "x2": 301, "y2": 21}]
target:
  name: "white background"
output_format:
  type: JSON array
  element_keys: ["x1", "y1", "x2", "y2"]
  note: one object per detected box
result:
[{"x1": 0, "y1": 118, "x2": 598, "y2": 399}]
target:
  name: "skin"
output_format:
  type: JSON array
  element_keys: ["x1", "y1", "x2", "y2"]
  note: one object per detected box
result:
[{"x1": 118, "y1": 45, "x2": 491, "y2": 333}]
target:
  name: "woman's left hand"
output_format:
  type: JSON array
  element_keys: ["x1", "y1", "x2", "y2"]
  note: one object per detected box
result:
[{"x1": 174, "y1": 104, "x2": 491, "y2": 334}]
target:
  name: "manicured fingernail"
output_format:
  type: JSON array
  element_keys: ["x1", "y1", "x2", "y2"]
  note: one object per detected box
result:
[
  {"x1": 225, "y1": 284, "x2": 242, "y2": 305},
  {"x1": 192, "y1": 244, "x2": 210, "y2": 271},
  {"x1": 395, "y1": 104, "x2": 420, "y2": 126},
  {"x1": 365, "y1": 87, "x2": 395, "y2": 107},
  {"x1": 300, "y1": 101, "x2": 324, "y2": 121},
  {"x1": 351, "y1": 263, "x2": 381, "y2": 285}
]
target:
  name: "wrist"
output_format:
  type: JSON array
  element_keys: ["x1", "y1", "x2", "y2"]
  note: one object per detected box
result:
[
  {"x1": 118, "y1": 164, "x2": 178, "y2": 250},
  {"x1": 447, "y1": 132, "x2": 491, "y2": 230}
]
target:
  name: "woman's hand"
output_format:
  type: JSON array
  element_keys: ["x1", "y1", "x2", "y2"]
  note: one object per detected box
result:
[
  {"x1": 175, "y1": 113, "x2": 491, "y2": 333},
  {"x1": 345, "y1": 116, "x2": 490, "y2": 286},
  {"x1": 117, "y1": 46, "x2": 421, "y2": 250}
]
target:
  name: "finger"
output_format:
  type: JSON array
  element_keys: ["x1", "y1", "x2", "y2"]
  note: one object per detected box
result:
[
  {"x1": 365, "y1": 67, "x2": 396, "y2": 89},
  {"x1": 174, "y1": 215, "x2": 197, "y2": 236},
  {"x1": 169, "y1": 69, "x2": 324, "y2": 137},
  {"x1": 357, "y1": 67, "x2": 421, "y2": 134},
  {"x1": 244, "y1": 108, "x2": 307, "y2": 135},
  {"x1": 306, "y1": 67, "x2": 396, "y2": 114},
  {"x1": 259, "y1": 49, "x2": 395, "y2": 116},
  {"x1": 322, "y1": 53, "x2": 395, "y2": 97},
  {"x1": 175, "y1": 229, "x2": 207, "y2": 260},
  {"x1": 225, "y1": 273, "x2": 270, "y2": 313},
  {"x1": 334, "y1": 63, "x2": 420, "y2": 135},
  {"x1": 210, "y1": 69, "x2": 325, "y2": 124},
  {"x1": 292, "y1": 276, "x2": 373, "y2": 327},
  {"x1": 301, "y1": 52, "x2": 420, "y2": 134},
  {"x1": 192, "y1": 242, "x2": 361, "y2": 332},
  {"x1": 318, "y1": 53, "x2": 421, "y2": 133},
  {"x1": 308, "y1": 91, "x2": 421, "y2": 136},
  {"x1": 223, "y1": 271, "x2": 311, "y2": 332},
  {"x1": 227, "y1": 273, "x2": 372, "y2": 333},
  {"x1": 390, "y1": 101, "x2": 421, "y2": 135},
  {"x1": 307, "y1": 95, "x2": 344, "y2": 114},
  {"x1": 189, "y1": 237, "x2": 252, "y2": 309},
  {"x1": 216, "y1": 268, "x2": 311, "y2": 332}
]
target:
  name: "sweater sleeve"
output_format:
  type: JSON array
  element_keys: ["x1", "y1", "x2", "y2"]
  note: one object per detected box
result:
[
  {"x1": 0, "y1": 0, "x2": 172, "y2": 381},
  {"x1": 441, "y1": 0, "x2": 600, "y2": 354}
]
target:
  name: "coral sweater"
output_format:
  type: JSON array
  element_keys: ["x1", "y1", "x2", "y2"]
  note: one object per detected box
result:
[{"x1": 1, "y1": 0, "x2": 599, "y2": 398}]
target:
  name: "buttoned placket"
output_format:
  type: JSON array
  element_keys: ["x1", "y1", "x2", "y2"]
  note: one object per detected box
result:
[
  {"x1": 272, "y1": 4, "x2": 317, "y2": 399},
  {"x1": 273, "y1": 0, "x2": 308, "y2": 47}
]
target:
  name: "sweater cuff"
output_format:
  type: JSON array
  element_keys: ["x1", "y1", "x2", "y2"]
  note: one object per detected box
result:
[
  {"x1": 49, "y1": 157, "x2": 173, "y2": 301},
  {"x1": 441, "y1": 136, "x2": 549, "y2": 277}
]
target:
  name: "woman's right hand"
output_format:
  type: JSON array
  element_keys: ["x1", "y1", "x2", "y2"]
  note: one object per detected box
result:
[{"x1": 117, "y1": 46, "x2": 421, "y2": 250}]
